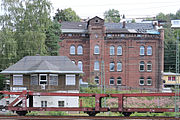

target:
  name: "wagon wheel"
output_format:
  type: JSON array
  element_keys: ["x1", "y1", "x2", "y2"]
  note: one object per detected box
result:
[
  {"x1": 16, "y1": 111, "x2": 28, "y2": 116},
  {"x1": 122, "y1": 112, "x2": 132, "y2": 117}
]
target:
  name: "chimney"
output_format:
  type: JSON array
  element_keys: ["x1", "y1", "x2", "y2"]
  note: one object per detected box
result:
[{"x1": 122, "y1": 21, "x2": 126, "y2": 28}]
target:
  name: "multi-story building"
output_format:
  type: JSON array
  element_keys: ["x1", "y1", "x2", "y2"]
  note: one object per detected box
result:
[{"x1": 59, "y1": 16, "x2": 164, "y2": 90}]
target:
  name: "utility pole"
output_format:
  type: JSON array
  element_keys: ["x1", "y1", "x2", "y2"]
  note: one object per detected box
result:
[{"x1": 175, "y1": 33, "x2": 179, "y2": 117}]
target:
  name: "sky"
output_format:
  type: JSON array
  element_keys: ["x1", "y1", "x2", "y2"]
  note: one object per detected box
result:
[{"x1": 50, "y1": 0, "x2": 180, "y2": 19}]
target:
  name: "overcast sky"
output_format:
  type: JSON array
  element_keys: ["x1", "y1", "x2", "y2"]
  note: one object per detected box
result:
[{"x1": 50, "y1": 0, "x2": 180, "y2": 19}]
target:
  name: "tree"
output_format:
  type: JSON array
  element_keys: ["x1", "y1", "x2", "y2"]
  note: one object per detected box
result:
[
  {"x1": 104, "y1": 9, "x2": 120, "y2": 23},
  {"x1": 45, "y1": 20, "x2": 61, "y2": 56},
  {"x1": 0, "y1": 0, "x2": 54, "y2": 61},
  {"x1": 53, "y1": 8, "x2": 80, "y2": 22}
]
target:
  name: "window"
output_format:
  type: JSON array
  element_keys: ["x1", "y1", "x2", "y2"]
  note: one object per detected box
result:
[
  {"x1": 78, "y1": 61, "x2": 83, "y2": 71},
  {"x1": 66, "y1": 74, "x2": 75, "y2": 85},
  {"x1": 117, "y1": 62, "x2": 122, "y2": 72},
  {"x1": 94, "y1": 61, "x2": 99, "y2": 71},
  {"x1": 94, "y1": 76, "x2": 99, "y2": 85},
  {"x1": 58, "y1": 101, "x2": 65, "y2": 107},
  {"x1": 31, "y1": 74, "x2": 38, "y2": 85},
  {"x1": 109, "y1": 77, "x2": 114, "y2": 85},
  {"x1": 139, "y1": 77, "x2": 144, "y2": 85},
  {"x1": 72, "y1": 61, "x2": 75, "y2": 64},
  {"x1": 41, "y1": 101, "x2": 47, "y2": 107},
  {"x1": 147, "y1": 61, "x2": 152, "y2": 72},
  {"x1": 110, "y1": 62, "x2": 115, "y2": 71},
  {"x1": 140, "y1": 46, "x2": 145, "y2": 55},
  {"x1": 110, "y1": 46, "x2": 115, "y2": 55},
  {"x1": 147, "y1": 46, "x2": 152, "y2": 55},
  {"x1": 39, "y1": 74, "x2": 47, "y2": 85},
  {"x1": 77, "y1": 45, "x2": 83, "y2": 55},
  {"x1": 70, "y1": 45, "x2": 75, "y2": 55},
  {"x1": 49, "y1": 74, "x2": 58, "y2": 86},
  {"x1": 13, "y1": 75, "x2": 23, "y2": 85},
  {"x1": 139, "y1": 61, "x2": 145, "y2": 71},
  {"x1": 94, "y1": 45, "x2": 100, "y2": 54},
  {"x1": 168, "y1": 76, "x2": 176, "y2": 81},
  {"x1": 117, "y1": 77, "x2": 122, "y2": 85},
  {"x1": 147, "y1": 77, "x2": 152, "y2": 85},
  {"x1": 117, "y1": 46, "x2": 122, "y2": 55}
]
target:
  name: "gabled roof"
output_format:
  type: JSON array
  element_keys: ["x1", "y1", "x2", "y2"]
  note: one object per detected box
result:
[{"x1": 1, "y1": 56, "x2": 83, "y2": 74}]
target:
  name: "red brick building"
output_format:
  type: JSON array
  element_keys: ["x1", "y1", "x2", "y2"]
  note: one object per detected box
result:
[{"x1": 59, "y1": 16, "x2": 164, "y2": 90}]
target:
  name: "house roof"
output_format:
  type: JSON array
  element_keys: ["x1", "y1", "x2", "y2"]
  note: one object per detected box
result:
[
  {"x1": 60, "y1": 21, "x2": 159, "y2": 34},
  {"x1": 0, "y1": 56, "x2": 83, "y2": 74}
]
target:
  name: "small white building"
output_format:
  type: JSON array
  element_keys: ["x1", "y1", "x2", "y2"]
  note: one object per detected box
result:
[{"x1": 0, "y1": 56, "x2": 83, "y2": 108}]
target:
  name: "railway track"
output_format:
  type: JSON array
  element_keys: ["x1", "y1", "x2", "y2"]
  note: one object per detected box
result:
[{"x1": 0, "y1": 115, "x2": 179, "y2": 120}]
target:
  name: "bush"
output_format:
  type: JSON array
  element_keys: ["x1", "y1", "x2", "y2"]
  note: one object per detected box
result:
[{"x1": 47, "y1": 111, "x2": 67, "y2": 116}]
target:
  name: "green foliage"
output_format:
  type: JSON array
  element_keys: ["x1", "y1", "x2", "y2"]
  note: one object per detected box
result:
[
  {"x1": 54, "y1": 8, "x2": 80, "y2": 22},
  {"x1": 156, "y1": 9, "x2": 180, "y2": 72},
  {"x1": 104, "y1": 9, "x2": 120, "y2": 23},
  {"x1": 0, "y1": 75, "x2": 5, "y2": 90},
  {"x1": 47, "y1": 111, "x2": 67, "y2": 116},
  {"x1": 26, "y1": 111, "x2": 39, "y2": 116},
  {"x1": 45, "y1": 20, "x2": 61, "y2": 56}
]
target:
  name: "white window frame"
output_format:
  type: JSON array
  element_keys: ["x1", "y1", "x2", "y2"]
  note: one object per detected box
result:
[
  {"x1": 13, "y1": 75, "x2": 23, "y2": 85},
  {"x1": 78, "y1": 61, "x2": 83, "y2": 71},
  {"x1": 117, "y1": 77, "x2": 122, "y2": 85},
  {"x1": 147, "y1": 46, "x2": 152, "y2": 55},
  {"x1": 147, "y1": 77, "x2": 152, "y2": 85},
  {"x1": 66, "y1": 74, "x2": 76, "y2": 85},
  {"x1": 117, "y1": 62, "x2": 122, "y2": 72},
  {"x1": 31, "y1": 74, "x2": 38, "y2": 85},
  {"x1": 70, "y1": 45, "x2": 75, "y2": 55},
  {"x1": 94, "y1": 61, "x2": 99, "y2": 71},
  {"x1": 110, "y1": 62, "x2": 115, "y2": 71},
  {"x1": 139, "y1": 77, "x2": 144, "y2": 85},
  {"x1": 39, "y1": 74, "x2": 47, "y2": 85},
  {"x1": 147, "y1": 61, "x2": 152, "y2": 72},
  {"x1": 41, "y1": 101, "x2": 47, "y2": 107},
  {"x1": 109, "y1": 77, "x2": 115, "y2": 85},
  {"x1": 117, "y1": 46, "x2": 122, "y2": 55},
  {"x1": 140, "y1": 46, "x2": 145, "y2": 55},
  {"x1": 72, "y1": 61, "x2": 75, "y2": 64},
  {"x1": 139, "y1": 61, "x2": 145, "y2": 72},
  {"x1": 77, "y1": 45, "x2": 83, "y2": 55},
  {"x1": 110, "y1": 46, "x2": 115, "y2": 55},
  {"x1": 58, "y1": 101, "x2": 65, "y2": 107},
  {"x1": 94, "y1": 45, "x2": 100, "y2": 54},
  {"x1": 94, "y1": 76, "x2": 99, "y2": 85},
  {"x1": 49, "y1": 74, "x2": 58, "y2": 86}
]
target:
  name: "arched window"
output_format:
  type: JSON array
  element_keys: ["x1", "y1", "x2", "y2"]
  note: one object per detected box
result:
[
  {"x1": 139, "y1": 61, "x2": 145, "y2": 71},
  {"x1": 117, "y1": 46, "x2": 122, "y2": 55},
  {"x1": 110, "y1": 62, "x2": 115, "y2": 71},
  {"x1": 117, "y1": 62, "x2": 122, "y2": 72},
  {"x1": 72, "y1": 61, "x2": 75, "y2": 64},
  {"x1": 110, "y1": 46, "x2": 115, "y2": 55},
  {"x1": 70, "y1": 45, "x2": 75, "y2": 55},
  {"x1": 94, "y1": 45, "x2": 100, "y2": 54},
  {"x1": 94, "y1": 61, "x2": 99, "y2": 71},
  {"x1": 147, "y1": 61, "x2": 152, "y2": 72},
  {"x1": 109, "y1": 77, "x2": 114, "y2": 85},
  {"x1": 78, "y1": 61, "x2": 83, "y2": 71},
  {"x1": 147, "y1": 46, "x2": 152, "y2": 55},
  {"x1": 94, "y1": 76, "x2": 99, "y2": 85},
  {"x1": 147, "y1": 77, "x2": 152, "y2": 85},
  {"x1": 139, "y1": 77, "x2": 144, "y2": 85},
  {"x1": 117, "y1": 77, "x2": 122, "y2": 85},
  {"x1": 77, "y1": 45, "x2": 83, "y2": 55},
  {"x1": 140, "y1": 46, "x2": 145, "y2": 55}
]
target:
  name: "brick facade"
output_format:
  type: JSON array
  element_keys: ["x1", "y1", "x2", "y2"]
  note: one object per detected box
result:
[{"x1": 59, "y1": 16, "x2": 164, "y2": 90}]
